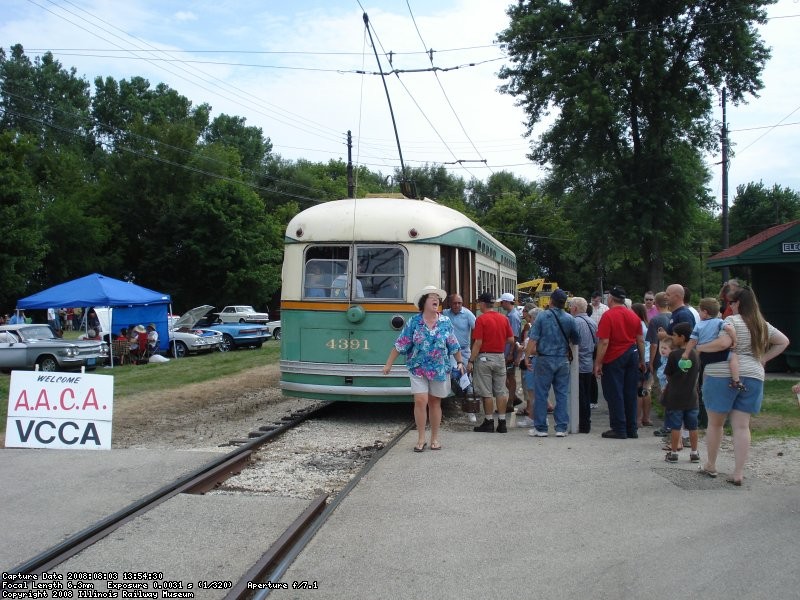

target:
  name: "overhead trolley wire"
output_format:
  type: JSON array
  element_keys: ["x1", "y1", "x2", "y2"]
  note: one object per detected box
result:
[{"x1": 405, "y1": 0, "x2": 492, "y2": 177}]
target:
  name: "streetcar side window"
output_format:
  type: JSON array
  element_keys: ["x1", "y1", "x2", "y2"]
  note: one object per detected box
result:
[
  {"x1": 304, "y1": 246, "x2": 350, "y2": 299},
  {"x1": 303, "y1": 245, "x2": 406, "y2": 300},
  {"x1": 355, "y1": 246, "x2": 405, "y2": 299}
]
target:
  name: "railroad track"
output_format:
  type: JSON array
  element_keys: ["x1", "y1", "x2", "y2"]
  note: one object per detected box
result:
[{"x1": 4, "y1": 401, "x2": 413, "y2": 598}]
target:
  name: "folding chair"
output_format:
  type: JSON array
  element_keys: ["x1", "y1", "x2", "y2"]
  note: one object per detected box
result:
[
  {"x1": 129, "y1": 332, "x2": 149, "y2": 364},
  {"x1": 111, "y1": 339, "x2": 130, "y2": 366}
]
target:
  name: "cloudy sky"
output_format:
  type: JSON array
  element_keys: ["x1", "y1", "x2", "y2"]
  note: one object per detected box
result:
[{"x1": 2, "y1": 0, "x2": 799, "y2": 202}]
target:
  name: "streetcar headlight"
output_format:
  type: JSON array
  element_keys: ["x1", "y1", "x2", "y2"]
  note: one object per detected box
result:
[{"x1": 391, "y1": 315, "x2": 405, "y2": 330}]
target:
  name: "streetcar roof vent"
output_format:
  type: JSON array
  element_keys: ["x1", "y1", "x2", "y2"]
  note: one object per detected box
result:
[{"x1": 365, "y1": 193, "x2": 408, "y2": 199}]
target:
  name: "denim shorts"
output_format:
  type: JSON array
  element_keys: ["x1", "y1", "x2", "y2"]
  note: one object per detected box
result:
[
  {"x1": 664, "y1": 408, "x2": 699, "y2": 431},
  {"x1": 522, "y1": 367, "x2": 536, "y2": 390},
  {"x1": 702, "y1": 375, "x2": 764, "y2": 415},
  {"x1": 408, "y1": 373, "x2": 450, "y2": 398}
]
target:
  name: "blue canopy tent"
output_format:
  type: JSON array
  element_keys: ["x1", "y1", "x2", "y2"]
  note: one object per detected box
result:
[{"x1": 17, "y1": 273, "x2": 172, "y2": 362}]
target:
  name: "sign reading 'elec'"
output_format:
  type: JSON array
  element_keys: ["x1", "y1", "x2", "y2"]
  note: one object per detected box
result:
[{"x1": 782, "y1": 241, "x2": 800, "y2": 253}]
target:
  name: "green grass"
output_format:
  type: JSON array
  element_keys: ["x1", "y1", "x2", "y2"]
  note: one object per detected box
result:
[
  {"x1": 1, "y1": 343, "x2": 281, "y2": 435},
  {"x1": 751, "y1": 380, "x2": 800, "y2": 440},
  {"x1": 653, "y1": 379, "x2": 800, "y2": 440},
  {"x1": 3, "y1": 348, "x2": 797, "y2": 439}
]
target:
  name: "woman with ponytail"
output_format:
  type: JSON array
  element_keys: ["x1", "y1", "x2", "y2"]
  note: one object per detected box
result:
[{"x1": 697, "y1": 287, "x2": 789, "y2": 485}]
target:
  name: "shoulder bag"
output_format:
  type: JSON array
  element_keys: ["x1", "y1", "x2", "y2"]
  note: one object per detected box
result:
[{"x1": 549, "y1": 309, "x2": 574, "y2": 362}]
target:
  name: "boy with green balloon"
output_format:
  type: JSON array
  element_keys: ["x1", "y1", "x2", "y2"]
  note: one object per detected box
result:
[{"x1": 662, "y1": 322, "x2": 701, "y2": 463}]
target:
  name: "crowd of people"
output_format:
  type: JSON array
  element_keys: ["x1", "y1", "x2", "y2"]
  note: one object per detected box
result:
[{"x1": 383, "y1": 280, "x2": 795, "y2": 486}]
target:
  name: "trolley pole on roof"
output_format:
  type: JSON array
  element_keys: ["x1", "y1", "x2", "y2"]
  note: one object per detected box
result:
[
  {"x1": 347, "y1": 130, "x2": 354, "y2": 199},
  {"x1": 363, "y1": 12, "x2": 416, "y2": 198}
]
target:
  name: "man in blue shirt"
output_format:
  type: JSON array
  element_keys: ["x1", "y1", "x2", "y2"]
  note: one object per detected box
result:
[
  {"x1": 444, "y1": 293, "x2": 477, "y2": 421},
  {"x1": 524, "y1": 289, "x2": 580, "y2": 437},
  {"x1": 9, "y1": 310, "x2": 25, "y2": 324},
  {"x1": 661, "y1": 283, "x2": 697, "y2": 336},
  {"x1": 443, "y1": 293, "x2": 476, "y2": 361}
]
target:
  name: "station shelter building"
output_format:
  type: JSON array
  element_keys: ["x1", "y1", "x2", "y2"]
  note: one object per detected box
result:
[{"x1": 706, "y1": 219, "x2": 800, "y2": 372}]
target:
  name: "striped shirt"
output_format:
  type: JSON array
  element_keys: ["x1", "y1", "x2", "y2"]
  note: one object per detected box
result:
[{"x1": 704, "y1": 315, "x2": 778, "y2": 382}]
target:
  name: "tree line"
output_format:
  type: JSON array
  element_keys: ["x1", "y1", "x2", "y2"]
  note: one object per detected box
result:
[{"x1": 2, "y1": 5, "x2": 799, "y2": 316}]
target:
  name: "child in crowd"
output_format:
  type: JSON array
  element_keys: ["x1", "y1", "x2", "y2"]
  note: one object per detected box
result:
[
  {"x1": 662, "y1": 322, "x2": 700, "y2": 463},
  {"x1": 681, "y1": 297, "x2": 741, "y2": 389},
  {"x1": 656, "y1": 337, "x2": 689, "y2": 449}
]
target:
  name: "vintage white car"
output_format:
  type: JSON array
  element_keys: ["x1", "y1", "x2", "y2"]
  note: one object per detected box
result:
[
  {"x1": 168, "y1": 306, "x2": 224, "y2": 357},
  {"x1": 216, "y1": 305, "x2": 269, "y2": 324},
  {"x1": 265, "y1": 320, "x2": 281, "y2": 341}
]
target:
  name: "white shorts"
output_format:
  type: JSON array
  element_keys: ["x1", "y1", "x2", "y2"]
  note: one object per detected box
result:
[{"x1": 408, "y1": 373, "x2": 450, "y2": 398}]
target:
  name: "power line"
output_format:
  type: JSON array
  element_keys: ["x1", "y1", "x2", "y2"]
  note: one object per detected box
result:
[
  {"x1": 728, "y1": 121, "x2": 800, "y2": 132},
  {"x1": 2, "y1": 89, "x2": 337, "y2": 198},
  {"x1": 23, "y1": 45, "x2": 502, "y2": 57},
  {"x1": 735, "y1": 104, "x2": 800, "y2": 154},
  {"x1": 30, "y1": 0, "x2": 351, "y2": 147},
  {"x1": 24, "y1": 50, "x2": 504, "y2": 75},
  {"x1": 0, "y1": 106, "x2": 331, "y2": 205},
  {"x1": 405, "y1": 0, "x2": 492, "y2": 177}
]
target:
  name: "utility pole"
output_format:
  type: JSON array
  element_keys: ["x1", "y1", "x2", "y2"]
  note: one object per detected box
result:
[
  {"x1": 721, "y1": 87, "x2": 730, "y2": 284},
  {"x1": 346, "y1": 130, "x2": 354, "y2": 199}
]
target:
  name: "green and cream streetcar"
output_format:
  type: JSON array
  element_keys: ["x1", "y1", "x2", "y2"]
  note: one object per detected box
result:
[{"x1": 279, "y1": 195, "x2": 516, "y2": 402}]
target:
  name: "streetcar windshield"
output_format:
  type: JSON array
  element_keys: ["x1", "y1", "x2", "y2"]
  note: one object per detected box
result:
[{"x1": 303, "y1": 245, "x2": 406, "y2": 300}]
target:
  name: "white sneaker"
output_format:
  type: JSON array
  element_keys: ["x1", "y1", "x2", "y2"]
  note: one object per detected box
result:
[
  {"x1": 516, "y1": 416, "x2": 531, "y2": 427},
  {"x1": 467, "y1": 413, "x2": 477, "y2": 423},
  {"x1": 528, "y1": 429, "x2": 548, "y2": 437},
  {"x1": 555, "y1": 431, "x2": 567, "y2": 438}
]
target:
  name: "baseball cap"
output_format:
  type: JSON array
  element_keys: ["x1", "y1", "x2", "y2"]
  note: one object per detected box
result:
[
  {"x1": 500, "y1": 292, "x2": 515, "y2": 303},
  {"x1": 477, "y1": 291, "x2": 495, "y2": 304},
  {"x1": 609, "y1": 286, "x2": 626, "y2": 300},
  {"x1": 551, "y1": 288, "x2": 568, "y2": 303}
]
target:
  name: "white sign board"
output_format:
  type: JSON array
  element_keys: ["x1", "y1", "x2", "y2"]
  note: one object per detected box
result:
[
  {"x1": 781, "y1": 241, "x2": 800, "y2": 253},
  {"x1": 5, "y1": 371, "x2": 114, "y2": 450}
]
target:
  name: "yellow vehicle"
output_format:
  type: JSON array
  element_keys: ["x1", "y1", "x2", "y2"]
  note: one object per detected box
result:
[{"x1": 517, "y1": 279, "x2": 562, "y2": 309}]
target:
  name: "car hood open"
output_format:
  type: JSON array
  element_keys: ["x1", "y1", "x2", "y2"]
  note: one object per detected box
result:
[{"x1": 172, "y1": 305, "x2": 215, "y2": 330}]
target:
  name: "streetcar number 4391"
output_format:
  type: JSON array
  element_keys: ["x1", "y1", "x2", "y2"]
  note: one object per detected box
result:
[{"x1": 326, "y1": 338, "x2": 370, "y2": 350}]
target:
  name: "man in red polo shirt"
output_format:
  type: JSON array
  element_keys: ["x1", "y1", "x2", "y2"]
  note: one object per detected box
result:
[
  {"x1": 593, "y1": 286, "x2": 646, "y2": 439},
  {"x1": 468, "y1": 291, "x2": 515, "y2": 433}
]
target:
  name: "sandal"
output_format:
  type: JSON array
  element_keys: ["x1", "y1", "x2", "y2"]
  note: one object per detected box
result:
[
  {"x1": 430, "y1": 441, "x2": 442, "y2": 451},
  {"x1": 698, "y1": 465, "x2": 718, "y2": 478},
  {"x1": 726, "y1": 477, "x2": 743, "y2": 486},
  {"x1": 413, "y1": 442, "x2": 427, "y2": 453}
]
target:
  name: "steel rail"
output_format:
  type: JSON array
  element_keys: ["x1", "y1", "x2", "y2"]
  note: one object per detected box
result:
[
  {"x1": 225, "y1": 493, "x2": 329, "y2": 600},
  {"x1": 5, "y1": 402, "x2": 330, "y2": 581},
  {"x1": 251, "y1": 421, "x2": 415, "y2": 599}
]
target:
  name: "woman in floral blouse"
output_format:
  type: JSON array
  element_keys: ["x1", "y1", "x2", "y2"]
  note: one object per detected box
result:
[{"x1": 383, "y1": 285, "x2": 465, "y2": 452}]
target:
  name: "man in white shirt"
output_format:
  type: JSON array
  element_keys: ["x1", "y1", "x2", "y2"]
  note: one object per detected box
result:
[{"x1": 590, "y1": 291, "x2": 608, "y2": 324}]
